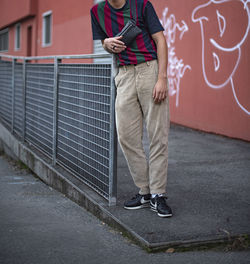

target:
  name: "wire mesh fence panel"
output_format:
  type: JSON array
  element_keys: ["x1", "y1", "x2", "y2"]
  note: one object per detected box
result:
[
  {"x1": 13, "y1": 62, "x2": 24, "y2": 137},
  {"x1": 0, "y1": 60, "x2": 12, "y2": 128},
  {"x1": 0, "y1": 54, "x2": 117, "y2": 204},
  {"x1": 25, "y1": 63, "x2": 55, "y2": 157},
  {"x1": 57, "y1": 63, "x2": 112, "y2": 199}
]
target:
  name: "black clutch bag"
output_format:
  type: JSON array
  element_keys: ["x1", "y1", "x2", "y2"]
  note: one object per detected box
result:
[
  {"x1": 115, "y1": 0, "x2": 141, "y2": 46},
  {"x1": 115, "y1": 20, "x2": 141, "y2": 46}
]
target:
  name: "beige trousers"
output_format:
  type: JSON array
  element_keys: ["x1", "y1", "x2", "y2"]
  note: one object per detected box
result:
[{"x1": 115, "y1": 59, "x2": 170, "y2": 195}]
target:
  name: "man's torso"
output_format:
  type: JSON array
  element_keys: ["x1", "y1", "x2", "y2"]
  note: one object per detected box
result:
[{"x1": 91, "y1": 0, "x2": 160, "y2": 65}]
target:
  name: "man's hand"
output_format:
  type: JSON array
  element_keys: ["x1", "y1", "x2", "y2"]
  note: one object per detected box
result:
[
  {"x1": 102, "y1": 36, "x2": 126, "y2": 53},
  {"x1": 151, "y1": 31, "x2": 168, "y2": 103},
  {"x1": 153, "y1": 78, "x2": 168, "y2": 103}
]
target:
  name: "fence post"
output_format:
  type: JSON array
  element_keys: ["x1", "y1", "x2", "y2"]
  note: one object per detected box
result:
[
  {"x1": 52, "y1": 57, "x2": 60, "y2": 165},
  {"x1": 22, "y1": 59, "x2": 27, "y2": 142},
  {"x1": 108, "y1": 54, "x2": 118, "y2": 206},
  {"x1": 11, "y1": 58, "x2": 16, "y2": 133}
]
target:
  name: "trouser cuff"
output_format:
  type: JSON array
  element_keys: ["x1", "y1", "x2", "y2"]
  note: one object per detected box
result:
[
  {"x1": 139, "y1": 187, "x2": 150, "y2": 195},
  {"x1": 150, "y1": 190, "x2": 167, "y2": 195}
]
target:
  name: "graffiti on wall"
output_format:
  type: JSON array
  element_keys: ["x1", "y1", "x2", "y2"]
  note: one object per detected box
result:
[
  {"x1": 162, "y1": 0, "x2": 250, "y2": 115},
  {"x1": 160, "y1": 8, "x2": 191, "y2": 107},
  {"x1": 192, "y1": 0, "x2": 250, "y2": 115}
]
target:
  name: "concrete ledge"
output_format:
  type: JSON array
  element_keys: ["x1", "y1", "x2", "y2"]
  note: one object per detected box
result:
[
  {"x1": 0, "y1": 122, "x2": 149, "y2": 249},
  {"x1": 1, "y1": 121, "x2": 249, "y2": 252},
  {"x1": 0, "y1": 121, "x2": 108, "y2": 213}
]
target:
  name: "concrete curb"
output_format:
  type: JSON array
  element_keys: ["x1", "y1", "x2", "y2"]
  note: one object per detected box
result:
[{"x1": 0, "y1": 122, "x2": 248, "y2": 252}]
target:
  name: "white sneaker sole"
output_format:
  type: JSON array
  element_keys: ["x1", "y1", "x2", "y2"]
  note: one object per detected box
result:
[{"x1": 150, "y1": 206, "x2": 173, "y2": 218}]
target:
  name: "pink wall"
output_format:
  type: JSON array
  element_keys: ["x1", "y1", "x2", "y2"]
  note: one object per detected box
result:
[
  {"x1": 0, "y1": 0, "x2": 37, "y2": 29},
  {"x1": 152, "y1": 0, "x2": 250, "y2": 141},
  {"x1": 1, "y1": 0, "x2": 249, "y2": 141},
  {"x1": 36, "y1": 0, "x2": 93, "y2": 56},
  {"x1": 6, "y1": 18, "x2": 37, "y2": 57},
  {"x1": 1, "y1": 0, "x2": 93, "y2": 60}
]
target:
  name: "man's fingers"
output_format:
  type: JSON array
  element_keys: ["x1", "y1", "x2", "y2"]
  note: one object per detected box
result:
[
  {"x1": 114, "y1": 36, "x2": 126, "y2": 45},
  {"x1": 115, "y1": 36, "x2": 123, "y2": 40},
  {"x1": 153, "y1": 90, "x2": 166, "y2": 102},
  {"x1": 114, "y1": 44, "x2": 126, "y2": 49},
  {"x1": 106, "y1": 37, "x2": 126, "y2": 52},
  {"x1": 160, "y1": 91, "x2": 167, "y2": 100},
  {"x1": 113, "y1": 40, "x2": 126, "y2": 47},
  {"x1": 153, "y1": 89, "x2": 156, "y2": 100},
  {"x1": 111, "y1": 42, "x2": 126, "y2": 52},
  {"x1": 160, "y1": 93, "x2": 166, "y2": 101},
  {"x1": 112, "y1": 46, "x2": 126, "y2": 53}
]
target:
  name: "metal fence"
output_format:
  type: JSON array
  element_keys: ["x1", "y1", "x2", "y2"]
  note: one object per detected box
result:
[{"x1": 0, "y1": 54, "x2": 117, "y2": 205}]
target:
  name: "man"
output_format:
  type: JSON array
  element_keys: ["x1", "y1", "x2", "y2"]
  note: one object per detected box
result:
[{"x1": 91, "y1": 0, "x2": 172, "y2": 217}]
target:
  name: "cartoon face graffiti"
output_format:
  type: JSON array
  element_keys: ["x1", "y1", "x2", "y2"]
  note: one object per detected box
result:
[{"x1": 192, "y1": 0, "x2": 250, "y2": 114}]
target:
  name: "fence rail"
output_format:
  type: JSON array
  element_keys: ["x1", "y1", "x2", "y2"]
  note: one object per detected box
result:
[{"x1": 0, "y1": 53, "x2": 117, "y2": 205}]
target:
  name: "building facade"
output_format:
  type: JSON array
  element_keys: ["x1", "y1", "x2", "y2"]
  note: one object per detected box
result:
[
  {"x1": 0, "y1": 0, "x2": 250, "y2": 141},
  {"x1": 0, "y1": 0, "x2": 93, "y2": 57}
]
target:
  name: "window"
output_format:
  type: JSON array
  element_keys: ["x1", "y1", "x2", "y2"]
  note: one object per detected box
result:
[
  {"x1": 42, "y1": 11, "x2": 52, "y2": 46},
  {"x1": 15, "y1": 24, "x2": 21, "y2": 50},
  {"x1": 0, "y1": 28, "x2": 9, "y2": 52}
]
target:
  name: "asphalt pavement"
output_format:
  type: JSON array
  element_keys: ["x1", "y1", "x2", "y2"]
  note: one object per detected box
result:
[
  {"x1": 0, "y1": 153, "x2": 250, "y2": 264},
  {"x1": 1, "y1": 124, "x2": 250, "y2": 263},
  {"x1": 106, "y1": 124, "x2": 250, "y2": 249}
]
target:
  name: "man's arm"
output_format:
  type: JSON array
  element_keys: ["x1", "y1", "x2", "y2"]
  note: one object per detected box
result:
[
  {"x1": 151, "y1": 31, "x2": 168, "y2": 103},
  {"x1": 91, "y1": 7, "x2": 126, "y2": 53},
  {"x1": 101, "y1": 37, "x2": 126, "y2": 54}
]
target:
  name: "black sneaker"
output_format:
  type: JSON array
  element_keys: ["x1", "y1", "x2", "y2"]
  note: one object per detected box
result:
[
  {"x1": 124, "y1": 194, "x2": 151, "y2": 210},
  {"x1": 150, "y1": 195, "x2": 173, "y2": 217}
]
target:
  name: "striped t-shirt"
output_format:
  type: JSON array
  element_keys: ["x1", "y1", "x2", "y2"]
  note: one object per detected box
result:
[{"x1": 91, "y1": 0, "x2": 164, "y2": 66}]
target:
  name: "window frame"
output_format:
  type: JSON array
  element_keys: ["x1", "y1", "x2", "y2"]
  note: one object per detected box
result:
[
  {"x1": 15, "y1": 23, "x2": 21, "y2": 51},
  {"x1": 0, "y1": 28, "x2": 9, "y2": 52},
  {"x1": 42, "y1": 10, "x2": 52, "y2": 47}
]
